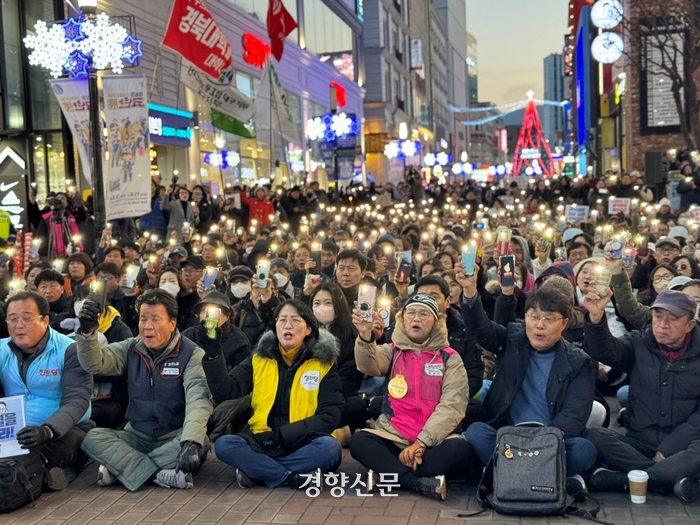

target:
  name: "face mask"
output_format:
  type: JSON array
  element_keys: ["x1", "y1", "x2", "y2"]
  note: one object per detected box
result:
[
  {"x1": 313, "y1": 304, "x2": 335, "y2": 325},
  {"x1": 160, "y1": 282, "x2": 180, "y2": 296},
  {"x1": 74, "y1": 299, "x2": 86, "y2": 317},
  {"x1": 245, "y1": 246, "x2": 253, "y2": 255},
  {"x1": 515, "y1": 280, "x2": 523, "y2": 289},
  {"x1": 231, "y1": 282, "x2": 251, "y2": 298},
  {"x1": 679, "y1": 218, "x2": 688, "y2": 226},
  {"x1": 273, "y1": 273, "x2": 289, "y2": 289}
]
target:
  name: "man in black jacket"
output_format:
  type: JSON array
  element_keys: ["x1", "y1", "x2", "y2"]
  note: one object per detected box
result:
[
  {"x1": 457, "y1": 263, "x2": 596, "y2": 494},
  {"x1": 583, "y1": 288, "x2": 700, "y2": 503}
]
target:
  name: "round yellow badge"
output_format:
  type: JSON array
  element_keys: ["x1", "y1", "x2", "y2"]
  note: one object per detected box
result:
[{"x1": 388, "y1": 374, "x2": 408, "y2": 399}]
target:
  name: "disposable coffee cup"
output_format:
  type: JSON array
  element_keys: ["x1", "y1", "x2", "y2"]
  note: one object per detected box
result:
[{"x1": 628, "y1": 470, "x2": 649, "y2": 504}]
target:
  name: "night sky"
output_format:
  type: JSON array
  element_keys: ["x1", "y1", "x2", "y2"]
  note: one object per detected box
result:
[{"x1": 467, "y1": 0, "x2": 569, "y2": 106}]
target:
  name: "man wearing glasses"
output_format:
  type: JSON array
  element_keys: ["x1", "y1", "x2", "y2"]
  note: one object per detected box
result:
[
  {"x1": 0, "y1": 292, "x2": 93, "y2": 490},
  {"x1": 456, "y1": 263, "x2": 597, "y2": 497},
  {"x1": 349, "y1": 293, "x2": 470, "y2": 501},
  {"x1": 632, "y1": 237, "x2": 681, "y2": 289}
]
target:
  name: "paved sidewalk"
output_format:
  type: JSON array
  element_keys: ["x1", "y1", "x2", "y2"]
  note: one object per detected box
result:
[{"x1": 0, "y1": 449, "x2": 698, "y2": 525}]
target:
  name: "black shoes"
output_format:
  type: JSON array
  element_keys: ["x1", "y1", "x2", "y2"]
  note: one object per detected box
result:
[
  {"x1": 414, "y1": 475, "x2": 446, "y2": 501},
  {"x1": 674, "y1": 477, "x2": 700, "y2": 504},
  {"x1": 235, "y1": 468, "x2": 254, "y2": 489},
  {"x1": 588, "y1": 468, "x2": 628, "y2": 493},
  {"x1": 566, "y1": 474, "x2": 587, "y2": 501}
]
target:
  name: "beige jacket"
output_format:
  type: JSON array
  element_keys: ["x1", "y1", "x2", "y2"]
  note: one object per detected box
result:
[{"x1": 355, "y1": 313, "x2": 468, "y2": 448}]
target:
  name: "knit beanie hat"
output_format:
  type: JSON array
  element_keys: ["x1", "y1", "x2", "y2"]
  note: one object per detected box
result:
[{"x1": 402, "y1": 293, "x2": 440, "y2": 319}]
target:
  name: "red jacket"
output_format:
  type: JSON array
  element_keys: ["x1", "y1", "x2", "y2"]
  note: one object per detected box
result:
[{"x1": 240, "y1": 192, "x2": 275, "y2": 227}]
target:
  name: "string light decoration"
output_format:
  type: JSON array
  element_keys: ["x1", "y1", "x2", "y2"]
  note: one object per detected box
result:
[
  {"x1": 330, "y1": 113, "x2": 353, "y2": 137},
  {"x1": 305, "y1": 117, "x2": 326, "y2": 141},
  {"x1": 305, "y1": 112, "x2": 360, "y2": 142},
  {"x1": 512, "y1": 91, "x2": 555, "y2": 178},
  {"x1": 24, "y1": 13, "x2": 142, "y2": 78}
]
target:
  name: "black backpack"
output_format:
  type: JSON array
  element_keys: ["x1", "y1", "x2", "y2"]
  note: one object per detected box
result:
[
  {"x1": 460, "y1": 425, "x2": 613, "y2": 524},
  {"x1": 0, "y1": 451, "x2": 45, "y2": 513}
]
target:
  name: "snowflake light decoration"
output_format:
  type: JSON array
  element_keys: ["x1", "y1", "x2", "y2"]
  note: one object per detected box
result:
[
  {"x1": 400, "y1": 140, "x2": 417, "y2": 157},
  {"x1": 436, "y1": 152, "x2": 450, "y2": 166},
  {"x1": 24, "y1": 20, "x2": 75, "y2": 78},
  {"x1": 384, "y1": 142, "x2": 400, "y2": 159},
  {"x1": 330, "y1": 113, "x2": 352, "y2": 138},
  {"x1": 305, "y1": 117, "x2": 326, "y2": 141},
  {"x1": 79, "y1": 13, "x2": 129, "y2": 73},
  {"x1": 25, "y1": 13, "x2": 141, "y2": 78}
]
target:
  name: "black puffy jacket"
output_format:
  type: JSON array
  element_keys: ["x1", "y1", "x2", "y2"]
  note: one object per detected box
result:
[
  {"x1": 462, "y1": 296, "x2": 595, "y2": 439},
  {"x1": 584, "y1": 316, "x2": 700, "y2": 457},
  {"x1": 183, "y1": 321, "x2": 251, "y2": 370},
  {"x1": 202, "y1": 329, "x2": 344, "y2": 454}
]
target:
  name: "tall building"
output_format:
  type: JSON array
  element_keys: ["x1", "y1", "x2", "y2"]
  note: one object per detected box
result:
[
  {"x1": 363, "y1": 0, "x2": 415, "y2": 184},
  {"x1": 467, "y1": 103, "x2": 503, "y2": 166},
  {"x1": 408, "y1": 0, "x2": 435, "y2": 154},
  {"x1": 543, "y1": 53, "x2": 565, "y2": 147},
  {"x1": 429, "y1": 3, "x2": 449, "y2": 148},
  {"x1": 434, "y1": 0, "x2": 469, "y2": 160},
  {"x1": 467, "y1": 33, "x2": 478, "y2": 105}
]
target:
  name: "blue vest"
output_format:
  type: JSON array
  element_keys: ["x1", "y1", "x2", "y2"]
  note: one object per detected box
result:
[
  {"x1": 126, "y1": 335, "x2": 197, "y2": 438},
  {"x1": 0, "y1": 329, "x2": 91, "y2": 427}
]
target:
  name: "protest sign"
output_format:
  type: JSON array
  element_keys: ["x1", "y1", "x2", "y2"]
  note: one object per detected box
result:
[
  {"x1": 0, "y1": 396, "x2": 28, "y2": 458},
  {"x1": 608, "y1": 198, "x2": 631, "y2": 215},
  {"x1": 565, "y1": 204, "x2": 589, "y2": 223}
]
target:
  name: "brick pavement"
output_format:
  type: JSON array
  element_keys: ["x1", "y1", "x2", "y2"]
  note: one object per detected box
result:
[{"x1": 0, "y1": 448, "x2": 698, "y2": 525}]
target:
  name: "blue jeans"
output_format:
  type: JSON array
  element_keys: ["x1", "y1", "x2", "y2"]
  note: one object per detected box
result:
[
  {"x1": 465, "y1": 422, "x2": 597, "y2": 477},
  {"x1": 616, "y1": 385, "x2": 629, "y2": 408},
  {"x1": 215, "y1": 435, "x2": 342, "y2": 488}
]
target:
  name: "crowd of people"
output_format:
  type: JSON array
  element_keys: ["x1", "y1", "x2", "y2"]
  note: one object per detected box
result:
[{"x1": 2, "y1": 164, "x2": 700, "y2": 507}]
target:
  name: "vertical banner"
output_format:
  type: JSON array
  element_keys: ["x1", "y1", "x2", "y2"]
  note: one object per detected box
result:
[
  {"x1": 49, "y1": 78, "x2": 92, "y2": 181},
  {"x1": 101, "y1": 75, "x2": 151, "y2": 221}
]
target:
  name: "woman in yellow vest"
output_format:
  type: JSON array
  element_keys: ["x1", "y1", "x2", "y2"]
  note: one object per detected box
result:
[{"x1": 200, "y1": 299, "x2": 344, "y2": 488}]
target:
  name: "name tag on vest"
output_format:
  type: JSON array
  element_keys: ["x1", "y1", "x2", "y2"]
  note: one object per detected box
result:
[
  {"x1": 424, "y1": 364, "x2": 444, "y2": 376},
  {"x1": 162, "y1": 367, "x2": 180, "y2": 376}
]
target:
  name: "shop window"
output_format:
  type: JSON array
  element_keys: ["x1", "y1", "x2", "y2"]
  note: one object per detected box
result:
[{"x1": 304, "y1": 0, "x2": 355, "y2": 81}]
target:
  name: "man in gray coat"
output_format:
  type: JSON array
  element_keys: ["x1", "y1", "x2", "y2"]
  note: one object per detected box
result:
[{"x1": 75, "y1": 289, "x2": 212, "y2": 491}]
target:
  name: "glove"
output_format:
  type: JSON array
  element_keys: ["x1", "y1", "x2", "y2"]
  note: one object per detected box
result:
[
  {"x1": 254, "y1": 430, "x2": 281, "y2": 451},
  {"x1": 176, "y1": 441, "x2": 201, "y2": 474},
  {"x1": 17, "y1": 426, "x2": 52, "y2": 449},
  {"x1": 78, "y1": 299, "x2": 101, "y2": 334},
  {"x1": 195, "y1": 322, "x2": 222, "y2": 358}
]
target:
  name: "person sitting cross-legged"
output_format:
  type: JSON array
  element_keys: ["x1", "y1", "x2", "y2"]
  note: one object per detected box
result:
[
  {"x1": 348, "y1": 293, "x2": 470, "y2": 501},
  {"x1": 583, "y1": 287, "x2": 700, "y2": 503},
  {"x1": 75, "y1": 289, "x2": 213, "y2": 491},
  {"x1": 457, "y1": 262, "x2": 597, "y2": 497}
]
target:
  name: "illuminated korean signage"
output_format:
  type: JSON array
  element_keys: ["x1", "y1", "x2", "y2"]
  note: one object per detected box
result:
[{"x1": 147, "y1": 104, "x2": 192, "y2": 147}]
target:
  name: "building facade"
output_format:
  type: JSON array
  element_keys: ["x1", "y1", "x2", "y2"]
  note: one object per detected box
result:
[
  {"x1": 543, "y1": 53, "x2": 565, "y2": 148},
  {"x1": 467, "y1": 32, "x2": 478, "y2": 105},
  {"x1": 0, "y1": 0, "x2": 366, "y2": 220}
]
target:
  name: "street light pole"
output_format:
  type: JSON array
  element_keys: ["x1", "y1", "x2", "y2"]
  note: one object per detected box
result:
[{"x1": 78, "y1": 0, "x2": 105, "y2": 238}]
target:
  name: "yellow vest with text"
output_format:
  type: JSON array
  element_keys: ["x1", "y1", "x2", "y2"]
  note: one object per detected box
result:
[{"x1": 248, "y1": 354, "x2": 333, "y2": 435}]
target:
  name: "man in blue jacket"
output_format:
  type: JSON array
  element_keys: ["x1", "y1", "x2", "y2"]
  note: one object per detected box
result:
[
  {"x1": 584, "y1": 288, "x2": 700, "y2": 503},
  {"x1": 456, "y1": 263, "x2": 597, "y2": 496},
  {"x1": 0, "y1": 292, "x2": 93, "y2": 490}
]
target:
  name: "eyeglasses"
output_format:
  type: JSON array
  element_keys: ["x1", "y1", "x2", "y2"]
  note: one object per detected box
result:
[
  {"x1": 525, "y1": 313, "x2": 565, "y2": 325},
  {"x1": 653, "y1": 273, "x2": 674, "y2": 284},
  {"x1": 276, "y1": 316, "x2": 304, "y2": 327},
  {"x1": 6, "y1": 315, "x2": 44, "y2": 326},
  {"x1": 675, "y1": 264, "x2": 689, "y2": 271},
  {"x1": 404, "y1": 310, "x2": 432, "y2": 321},
  {"x1": 657, "y1": 248, "x2": 680, "y2": 255}
]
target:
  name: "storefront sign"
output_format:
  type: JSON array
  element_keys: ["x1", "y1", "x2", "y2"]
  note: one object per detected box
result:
[
  {"x1": 102, "y1": 75, "x2": 152, "y2": 221},
  {"x1": 147, "y1": 104, "x2": 192, "y2": 147},
  {"x1": 356, "y1": 0, "x2": 364, "y2": 21},
  {"x1": 0, "y1": 174, "x2": 28, "y2": 230},
  {"x1": 410, "y1": 39, "x2": 423, "y2": 70},
  {"x1": 242, "y1": 33, "x2": 270, "y2": 69}
]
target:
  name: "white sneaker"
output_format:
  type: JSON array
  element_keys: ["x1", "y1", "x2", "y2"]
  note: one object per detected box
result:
[
  {"x1": 154, "y1": 469, "x2": 193, "y2": 489},
  {"x1": 96, "y1": 465, "x2": 117, "y2": 486}
]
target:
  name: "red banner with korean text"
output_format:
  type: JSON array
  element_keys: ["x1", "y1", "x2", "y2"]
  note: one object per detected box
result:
[{"x1": 162, "y1": 0, "x2": 233, "y2": 82}]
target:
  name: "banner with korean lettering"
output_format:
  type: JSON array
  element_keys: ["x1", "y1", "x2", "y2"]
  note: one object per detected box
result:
[
  {"x1": 101, "y1": 75, "x2": 151, "y2": 222},
  {"x1": 162, "y1": 0, "x2": 233, "y2": 82},
  {"x1": 0, "y1": 396, "x2": 28, "y2": 458},
  {"x1": 49, "y1": 78, "x2": 92, "y2": 181},
  {"x1": 608, "y1": 198, "x2": 631, "y2": 216},
  {"x1": 565, "y1": 204, "x2": 589, "y2": 223},
  {"x1": 180, "y1": 60, "x2": 254, "y2": 123}
]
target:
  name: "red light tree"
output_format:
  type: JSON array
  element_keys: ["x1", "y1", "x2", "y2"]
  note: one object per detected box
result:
[{"x1": 512, "y1": 91, "x2": 555, "y2": 177}]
